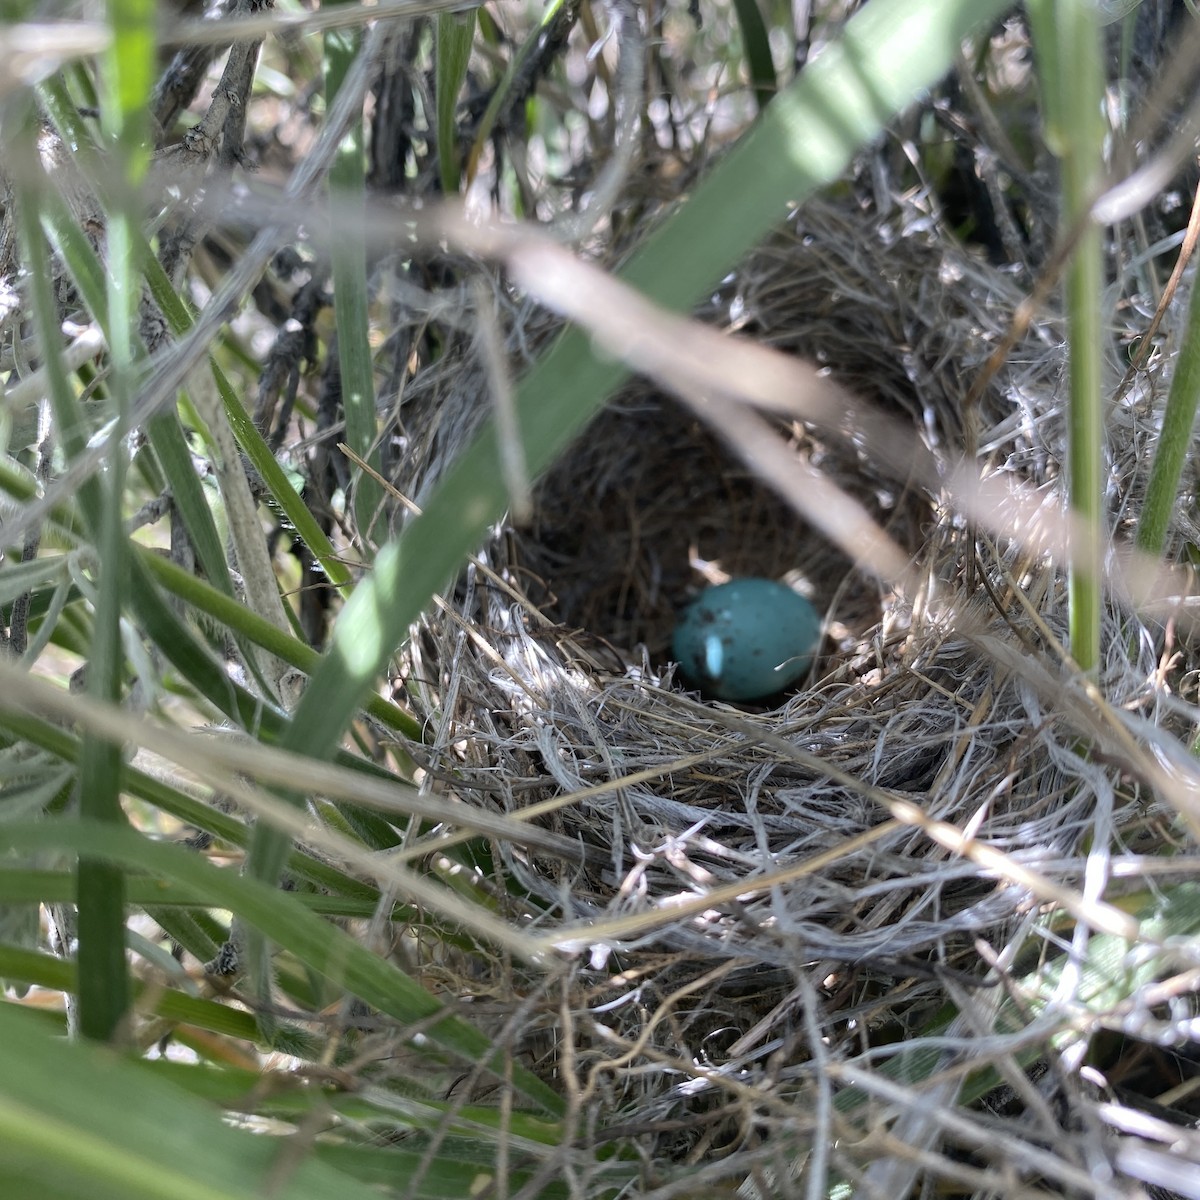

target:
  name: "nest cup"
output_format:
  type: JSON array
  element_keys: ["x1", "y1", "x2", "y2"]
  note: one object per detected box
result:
[
  {"x1": 389, "y1": 196, "x2": 1175, "y2": 1151},
  {"x1": 503, "y1": 200, "x2": 1039, "y2": 682}
]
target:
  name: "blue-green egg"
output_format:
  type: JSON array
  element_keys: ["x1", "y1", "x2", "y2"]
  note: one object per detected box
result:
[{"x1": 672, "y1": 578, "x2": 821, "y2": 702}]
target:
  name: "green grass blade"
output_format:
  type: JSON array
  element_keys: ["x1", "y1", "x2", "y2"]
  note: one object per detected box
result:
[
  {"x1": 325, "y1": 10, "x2": 382, "y2": 539},
  {"x1": 76, "y1": 267, "x2": 130, "y2": 1038},
  {"x1": 36, "y1": 195, "x2": 111, "y2": 339},
  {"x1": 0, "y1": 709, "x2": 386, "y2": 903},
  {"x1": 0, "y1": 556, "x2": 72, "y2": 610},
  {"x1": 0, "y1": 662, "x2": 407, "y2": 856},
  {"x1": 216, "y1": 368, "x2": 354, "y2": 589},
  {"x1": 137, "y1": 1058, "x2": 567, "y2": 1150},
  {"x1": 0, "y1": 943, "x2": 268, "y2": 1044},
  {"x1": 0, "y1": 1002, "x2": 399, "y2": 1200},
  {"x1": 28, "y1": 107, "x2": 343, "y2": 686},
  {"x1": 1136, "y1": 270, "x2": 1200, "y2": 554},
  {"x1": 135, "y1": 545, "x2": 419, "y2": 737},
  {"x1": 124, "y1": 553, "x2": 288, "y2": 736},
  {"x1": 1028, "y1": 0, "x2": 1106, "y2": 673},
  {"x1": 237, "y1": 15, "x2": 394, "y2": 951},
  {"x1": 138, "y1": 246, "x2": 354, "y2": 592},
  {"x1": 281, "y1": 0, "x2": 1018, "y2": 766},
  {"x1": 0, "y1": 868, "x2": 413, "y2": 922},
  {"x1": 17, "y1": 218, "x2": 102, "y2": 469},
  {"x1": 466, "y1": 0, "x2": 567, "y2": 182},
  {"x1": 74, "y1": 719, "x2": 129, "y2": 1044},
  {"x1": 75, "y1": 0, "x2": 160, "y2": 1043},
  {"x1": 102, "y1": 0, "x2": 154, "y2": 173},
  {"x1": 436, "y1": 10, "x2": 477, "y2": 192},
  {"x1": 32, "y1": 101, "x2": 241, "y2": 615},
  {"x1": 39, "y1": 70, "x2": 281, "y2": 710},
  {"x1": 143, "y1": 410, "x2": 236, "y2": 600},
  {"x1": 0, "y1": 819, "x2": 566, "y2": 1116},
  {"x1": 312, "y1": 1143, "x2": 572, "y2": 1198},
  {"x1": 35, "y1": 141, "x2": 244, "y2": 671},
  {"x1": 130, "y1": 1061, "x2": 579, "y2": 1197},
  {"x1": 0, "y1": 456, "x2": 83, "y2": 544},
  {"x1": 732, "y1": 0, "x2": 777, "y2": 111},
  {"x1": 125, "y1": 569, "x2": 405, "y2": 859},
  {"x1": 12, "y1": 96, "x2": 128, "y2": 1042}
]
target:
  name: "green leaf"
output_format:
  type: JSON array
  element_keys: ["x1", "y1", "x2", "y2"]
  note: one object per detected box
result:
[
  {"x1": 137, "y1": 1058, "x2": 567, "y2": 1149},
  {"x1": 30, "y1": 132, "x2": 242, "y2": 618},
  {"x1": 0, "y1": 456, "x2": 82, "y2": 545},
  {"x1": 732, "y1": 0, "x2": 777, "y2": 112},
  {"x1": 102, "y1": 0, "x2": 155, "y2": 177},
  {"x1": 0, "y1": 867, "x2": 411, "y2": 922},
  {"x1": 217, "y1": 370, "x2": 355, "y2": 591},
  {"x1": 0, "y1": 819, "x2": 566, "y2": 1117},
  {"x1": 1027, "y1": 0, "x2": 1106, "y2": 672},
  {"x1": 16, "y1": 86, "x2": 132, "y2": 1041},
  {"x1": 0, "y1": 942, "x2": 268, "y2": 1044},
  {"x1": 1136, "y1": 260, "x2": 1200, "y2": 554},
  {"x1": 436, "y1": 10, "x2": 477, "y2": 193},
  {"x1": 0, "y1": 1001, "x2": 398, "y2": 1200},
  {"x1": 467, "y1": 0, "x2": 568, "y2": 183},
  {"x1": 36, "y1": 191, "x2": 111, "y2": 343},
  {"x1": 136, "y1": 546, "x2": 420, "y2": 738},
  {"x1": 125, "y1": 553, "x2": 288, "y2": 736},
  {"x1": 325, "y1": 9, "x2": 382, "y2": 539},
  {"x1": 0, "y1": 555, "x2": 71, "y2": 608},
  {"x1": 312, "y1": 1143, "x2": 572, "y2": 1199},
  {"x1": 144, "y1": 410, "x2": 237, "y2": 601},
  {"x1": 0, "y1": 706, "x2": 400, "y2": 903},
  {"x1": 137, "y1": 247, "x2": 354, "y2": 593}
]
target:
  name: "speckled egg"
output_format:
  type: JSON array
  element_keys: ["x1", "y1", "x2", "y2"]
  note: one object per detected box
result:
[{"x1": 672, "y1": 578, "x2": 821, "y2": 702}]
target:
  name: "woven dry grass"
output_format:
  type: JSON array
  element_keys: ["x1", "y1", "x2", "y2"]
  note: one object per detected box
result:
[{"x1": 381, "y1": 187, "x2": 1200, "y2": 1196}]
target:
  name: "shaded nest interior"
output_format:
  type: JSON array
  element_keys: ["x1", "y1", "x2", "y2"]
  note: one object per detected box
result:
[{"x1": 386, "y1": 195, "x2": 1198, "y2": 1179}]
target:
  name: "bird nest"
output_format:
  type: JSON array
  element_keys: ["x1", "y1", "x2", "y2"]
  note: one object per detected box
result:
[{"x1": 383, "y1": 195, "x2": 1193, "y2": 1189}]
